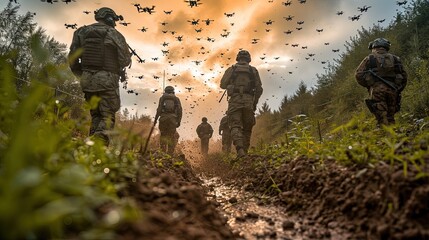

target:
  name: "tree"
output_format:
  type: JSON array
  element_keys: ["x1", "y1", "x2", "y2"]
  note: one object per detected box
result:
[
  {"x1": 258, "y1": 101, "x2": 271, "y2": 115},
  {"x1": 0, "y1": 3, "x2": 84, "y2": 118}
]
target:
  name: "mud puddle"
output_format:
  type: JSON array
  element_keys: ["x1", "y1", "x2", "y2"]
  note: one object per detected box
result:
[{"x1": 200, "y1": 175, "x2": 349, "y2": 240}]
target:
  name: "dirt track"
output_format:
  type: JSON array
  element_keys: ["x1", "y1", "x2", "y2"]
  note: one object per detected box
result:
[{"x1": 117, "y1": 144, "x2": 429, "y2": 240}]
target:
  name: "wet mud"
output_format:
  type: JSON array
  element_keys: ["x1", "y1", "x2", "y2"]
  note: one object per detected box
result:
[{"x1": 117, "y1": 146, "x2": 429, "y2": 239}]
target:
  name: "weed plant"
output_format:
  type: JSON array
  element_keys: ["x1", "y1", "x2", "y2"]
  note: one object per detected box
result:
[
  {"x1": 252, "y1": 113, "x2": 429, "y2": 178},
  {"x1": 0, "y1": 54, "x2": 141, "y2": 238}
]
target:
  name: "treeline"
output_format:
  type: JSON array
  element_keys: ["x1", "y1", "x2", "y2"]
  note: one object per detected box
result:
[{"x1": 252, "y1": 0, "x2": 429, "y2": 145}]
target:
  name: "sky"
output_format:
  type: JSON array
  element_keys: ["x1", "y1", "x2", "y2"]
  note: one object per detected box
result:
[{"x1": 2, "y1": 0, "x2": 410, "y2": 140}]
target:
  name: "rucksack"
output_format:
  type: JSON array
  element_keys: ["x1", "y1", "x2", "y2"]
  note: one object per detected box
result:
[
  {"x1": 227, "y1": 64, "x2": 256, "y2": 96},
  {"x1": 368, "y1": 53, "x2": 396, "y2": 79},
  {"x1": 161, "y1": 94, "x2": 178, "y2": 114}
]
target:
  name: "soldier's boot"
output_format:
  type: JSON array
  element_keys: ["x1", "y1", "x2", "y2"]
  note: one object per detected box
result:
[{"x1": 237, "y1": 148, "x2": 246, "y2": 158}]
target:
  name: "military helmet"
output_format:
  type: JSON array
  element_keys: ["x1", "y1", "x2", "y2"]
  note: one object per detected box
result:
[
  {"x1": 202, "y1": 117, "x2": 208, "y2": 122},
  {"x1": 164, "y1": 86, "x2": 175, "y2": 93},
  {"x1": 94, "y1": 7, "x2": 123, "y2": 26},
  {"x1": 236, "y1": 50, "x2": 251, "y2": 62},
  {"x1": 370, "y1": 38, "x2": 391, "y2": 51}
]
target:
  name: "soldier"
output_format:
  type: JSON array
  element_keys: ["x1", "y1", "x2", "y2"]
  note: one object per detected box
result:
[
  {"x1": 196, "y1": 117, "x2": 213, "y2": 156},
  {"x1": 155, "y1": 86, "x2": 182, "y2": 154},
  {"x1": 355, "y1": 38, "x2": 407, "y2": 126},
  {"x1": 69, "y1": 7, "x2": 131, "y2": 145},
  {"x1": 220, "y1": 50, "x2": 263, "y2": 157},
  {"x1": 219, "y1": 115, "x2": 232, "y2": 153}
]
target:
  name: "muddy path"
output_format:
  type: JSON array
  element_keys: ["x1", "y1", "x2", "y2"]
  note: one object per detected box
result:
[
  {"x1": 183, "y1": 143, "x2": 429, "y2": 240},
  {"x1": 183, "y1": 146, "x2": 349, "y2": 240},
  {"x1": 201, "y1": 175, "x2": 348, "y2": 240},
  {"x1": 119, "y1": 143, "x2": 429, "y2": 239}
]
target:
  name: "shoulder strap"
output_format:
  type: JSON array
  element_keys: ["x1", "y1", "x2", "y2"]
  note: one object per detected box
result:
[{"x1": 368, "y1": 54, "x2": 377, "y2": 69}]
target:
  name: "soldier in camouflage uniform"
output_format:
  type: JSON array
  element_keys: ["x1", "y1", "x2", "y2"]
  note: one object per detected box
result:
[
  {"x1": 220, "y1": 50, "x2": 263, "y2": 157},
  {"x1": 196, "y1": 117, "x2": 213, "y2": 156},
  {"x1": 69, "y1": 7, "x2": 131, "y2": 145},
  {"x1": 155, "y1": 86, "x2": 182, "y2": 154},
  {"x1": 219, "y1": 115, "x2": 232, "y2": 153},
  {"x1": 355, "y1": 38, "x2": 407, "y2": 126}
]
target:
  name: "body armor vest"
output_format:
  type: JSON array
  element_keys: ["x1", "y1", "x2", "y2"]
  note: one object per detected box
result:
[
  {"x1": 81, "y1": 26, "x2": 119, "y2": 74},
  {"x1": 229, "y1": 64, "x2": 255, "y2": 95}
]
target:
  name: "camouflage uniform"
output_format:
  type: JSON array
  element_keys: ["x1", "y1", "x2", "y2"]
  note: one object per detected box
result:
[
  {"x1": 355, "y1": 38, "x2": 407, "y2": 125},
  {"x1": 69, "y1": 8, "x2": 131, "y2": 144},
  {"x1": 219, "y1": 115, "x2": 232, "y2": 153},
  {"x1": 220, "y1": 50, "x2": 263, "y2": 157},
  {"x1": 196, "y1": 118, "x2": 213, "y2": 156},
  {"x1": 155, "y1": 87, "x2": 182, "y2": 154}
]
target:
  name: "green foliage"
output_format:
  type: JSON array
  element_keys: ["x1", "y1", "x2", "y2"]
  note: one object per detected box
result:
[
  {"x1": 0, "y1": 46, "x2": 140, "y2": 239},
  {"x1": 253, "y1": 112, "x2": 429, "y2": 180}
]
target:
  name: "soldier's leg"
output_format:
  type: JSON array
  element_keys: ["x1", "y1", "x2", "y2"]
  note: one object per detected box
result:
[
  {"x1": 225, "y1": 132, "x2": 232, "y2": 153},
  {"x1": 201, "y1": 138, "x2": 209, "y2": 155},
  {"x1": 242, "y1": 108, "x2": 256, "y2": 153},
  {"x1": 228, "y1": 107, "x2": 244, "y2": 153},
  {"x1": 171, "y1": 130, "x2": 179, "y2": 154},
  {"x1": 84, "y1": 92, "x2": 101, "y2": 136},
  {"x1": 95, "y1": 90, "x2": 121, "y2": 144},
  {"x1": 371, "y1": 86, "x2": 388, "y2": 126},
  {"x1": 166, "y1": 127, "x2": 176, "y2": 154},
  {"x1": 159, "y1": 132, "x2": 168, "y2": 152},
  {"x1": 386, "y1": 91, "x2": 399, "y2": 125}
]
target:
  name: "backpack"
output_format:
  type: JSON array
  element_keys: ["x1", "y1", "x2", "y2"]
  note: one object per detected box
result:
[
  {"x1": 161, "y1": 94, "x2": 178, "y2": 114},
  {"x1": 226, "y1": 64, "x2": 256, "y2": 96},
  {"x1": 368, "y1": 53, "x2": 396, "y2": 79},
  {"x1": 369, "y1": 53, "x2": 404, "y2": 88}
]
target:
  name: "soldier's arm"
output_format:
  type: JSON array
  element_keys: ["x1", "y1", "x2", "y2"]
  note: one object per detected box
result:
[
  {"x1": 209, "y1": 124, "x2": 214, "y2": 137},
  {"x1": 253, "y1": 67, "x2": 263, "y2": 105},
  {"x1": 112, "y1": 30, "x2": 132, "y2": 68},
  {"x1": 395, "y1": 57, "x2": 407, "y2": 91},
  {"x1": 155, "y1": 96, "x2": 163, "y2": 120},
  {"x1": 68, "y1": 29, "x2": 83, "y2": 75},
  {"x1": 220, "y1": 67, "x2": 233, "y2": 89},
  {"x1": 176, "y1": 98, "x2": 183, "y2": 124},
  {"x1": 355, "y1": 56, "x2": 369, "y2": 82}
]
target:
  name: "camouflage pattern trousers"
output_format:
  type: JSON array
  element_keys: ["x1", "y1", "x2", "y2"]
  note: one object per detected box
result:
[
  {"x1": 222, "y1": 130, "x2": 232, "y2": 153},
  {"x1": 159, "y1": 114, "x2": 178, "y2": 154},
  {"x1": 227, "y1": 105, "x2": 255, "y2": 152},
  {"x1": 369, "y1": 82, "x2": 399, "y2": 125},
  {"x1": 84, "y1": 89, "x2": 120, "y2": 144}
]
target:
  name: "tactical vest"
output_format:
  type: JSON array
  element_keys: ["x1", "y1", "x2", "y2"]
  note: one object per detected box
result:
[
  {"x1": 81, "y1": 25, "x2": 119, "y2": 74},
  {"x1": 161, "y1": 94, "x2": 178, "y2": 114},
  {"x1": 227, "y1": 64, "x2": 256, "y2": 96},
  {"x1": 368, "y1": 53, "x2": 397, "y2": 79}
]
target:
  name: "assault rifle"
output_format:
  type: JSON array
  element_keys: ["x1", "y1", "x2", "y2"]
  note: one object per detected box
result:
[
  {"x1": 128, "y1": 45, "x2": 144, "y2": 63},
  {"x1": 366, "y1": 70, "x2": 402, "y2": 113},
  {"x1": 218, "y1": 90, "x2": 227, "y2": 103},
  {"x1": 367, "y1": 69, "x2": 398, "y2": 92}
]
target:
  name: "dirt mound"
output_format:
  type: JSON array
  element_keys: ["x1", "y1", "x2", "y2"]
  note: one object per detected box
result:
[
  {"x1": 228, "y1": 155, "x2": 429, "y2": 239},
  {"x1": 117, "y1": 152, "x2": 236, "y2": 240}
]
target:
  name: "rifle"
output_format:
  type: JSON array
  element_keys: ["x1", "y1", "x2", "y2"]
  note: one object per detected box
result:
[
  {"x1": 218, "y1": 90, "x2": 227, "y2": 103},
  {"x1": 367, "y1": 70, "x2": 398, "y2": 92},
  {"x1": 141, "y1": 117, "x2": 158, "y2": 156},
  {"x1": 128, "y1": 44, "x2": 145, "y2": 63}
]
